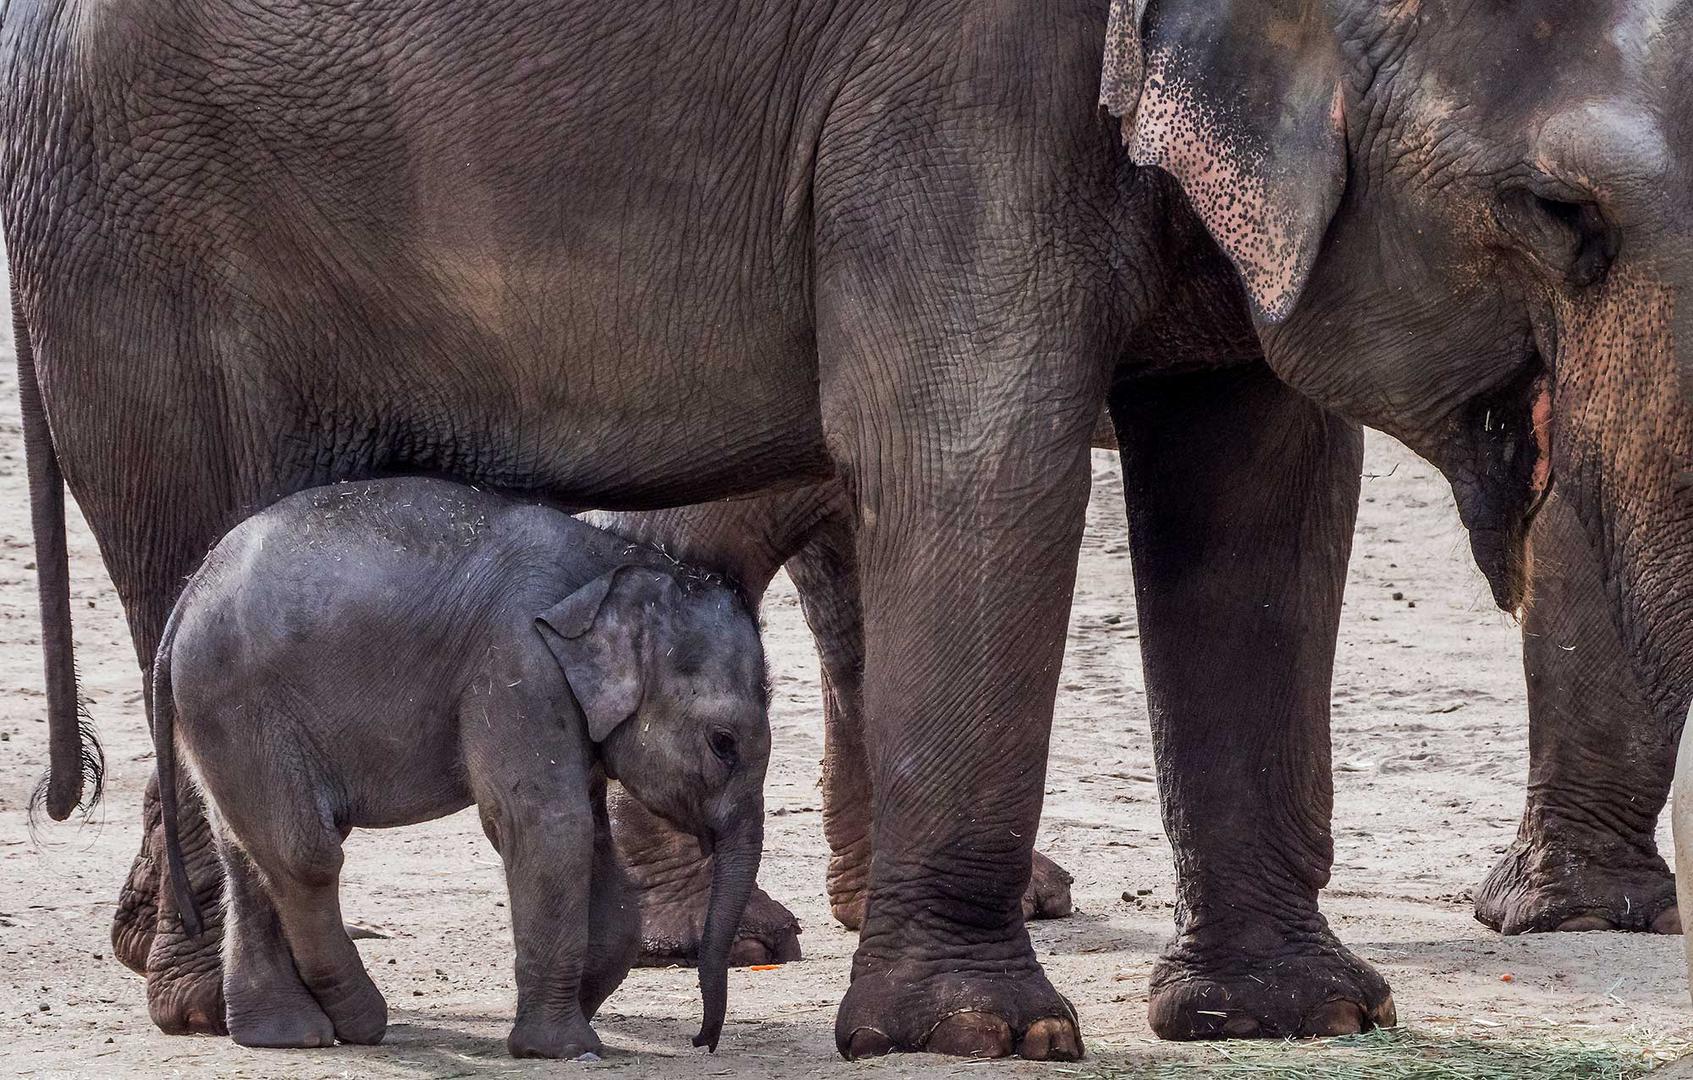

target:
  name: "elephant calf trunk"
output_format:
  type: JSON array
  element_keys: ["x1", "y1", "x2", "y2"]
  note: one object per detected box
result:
[{"x1": 694, "y1": 820, "x2": 763, "y2": 1052}]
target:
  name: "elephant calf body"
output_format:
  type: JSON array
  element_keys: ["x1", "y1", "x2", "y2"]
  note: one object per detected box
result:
[{"x1": 151, "y1": 477, "x2": 771, "y2": 1057}]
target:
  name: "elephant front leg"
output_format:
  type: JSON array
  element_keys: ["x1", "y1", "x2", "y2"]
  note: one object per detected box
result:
[
  {"x1": 817, "y1": 304, "x2": 1102, "y2": 1057},
  {"x1": 1475, "y1": 492, "x2": 1680, "y2": 935},
  {"x1": 1116, "y1": 366, "x2": 1393, "y2": 1041},
  {"x1": 784, "y1": 526, "x2": 1073, "y2": 933},
  {"x1": 607, "y1": 786, "x2": 801, "y2": 967}
]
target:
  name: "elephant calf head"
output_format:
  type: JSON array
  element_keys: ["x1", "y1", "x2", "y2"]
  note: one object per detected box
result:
[
  {"x1": 1106, "y1": 0, "x2": 1693, "y2": 718},
  {"x1": 537, "y1": 564, "x2": 771, "y2": 1051}
]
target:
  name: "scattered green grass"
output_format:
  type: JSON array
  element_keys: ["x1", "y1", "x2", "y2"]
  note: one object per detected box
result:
[{"x1": 1081, "y1": 1026, "x2": 1691, "y2": 1080}]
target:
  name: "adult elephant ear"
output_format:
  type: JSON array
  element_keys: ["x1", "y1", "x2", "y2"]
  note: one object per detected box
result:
[{"x1": 1101, "y1": 0, "x2": 1347, "y2": 324}]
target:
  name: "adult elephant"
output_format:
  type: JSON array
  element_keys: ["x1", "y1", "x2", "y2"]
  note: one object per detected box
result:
[{"x1": 5, "y1": 0, "x2": 1691, "y2": 1060}]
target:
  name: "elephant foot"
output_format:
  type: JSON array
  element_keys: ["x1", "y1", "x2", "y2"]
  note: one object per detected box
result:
[
  {"x1": 637, "y1": 876, "x2": 802, "y2": 967},
  {"x1": 625, "y1": 829, "x2": 801, "y2": 967},
  {"x1": 508, "y1": 1019, "x2": 602, "y2": 1060},
  {"x1": 146, "y1": 941, "x2": 229, "y2": 1036},
  {"x1": 113, "y1": 798, "x2": 166, "y2": 975},
  {"x1": 835, "y1": 960, "x2": 1082, "y2": 1060},
  {"x1": 1025, "y1": 851, "x2": 1075, "y2": 921},
  {"x1": 829, "y1": 849, "x2": 1074, "y2": 933},
  {"x1": 228, "y1": 998, "x2": 335, "y2": 1049},
  {"x1": 113, "y1": 875, "x2": 160, "y2": 976},
  {"x1": 611, "y1": 785, "x2": 800, "y2": 966},
  {"x1": 1148, "y1": 923, "x2": 1395, "y2": 1040},
  {"x1": 1475, "y1": 835, "x2": 1678, "y2": 935}
]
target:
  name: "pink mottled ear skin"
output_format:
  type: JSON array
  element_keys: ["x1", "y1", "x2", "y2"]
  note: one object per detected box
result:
[
  {"x1": 1101, "y1": 0, "x2": 1347, "y2": 326},
  {"x1": 1128, "y1": 48, "x2": 1344, "y2": 323},
  {"x1": 1098, "y1": 0, "x2": 1145, "y2": 122}
]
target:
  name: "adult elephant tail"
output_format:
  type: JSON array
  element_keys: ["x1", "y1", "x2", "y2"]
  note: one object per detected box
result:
[
  {"x1": 15, "y1": 307, "x2": 102, "y2": 822},
  {"x1": 149, "y1": 605, "x2": 202, "y2": 938}
]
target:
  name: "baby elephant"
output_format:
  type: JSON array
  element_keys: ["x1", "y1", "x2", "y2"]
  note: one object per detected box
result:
[{"x1": 151, "y1": 477, "x2": 771, "y2": 1058}]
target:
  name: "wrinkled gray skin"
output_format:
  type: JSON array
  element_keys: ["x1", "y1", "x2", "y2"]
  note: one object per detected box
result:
[
  {"x1": 151, "y1": 478, "x2": 770, "y2": 1056},
  {"x1": 10, "y1": 0, "x2": 1693, "y2": 1059}
]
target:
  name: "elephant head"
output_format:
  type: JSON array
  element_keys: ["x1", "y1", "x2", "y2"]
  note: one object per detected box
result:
[
  {"x1": 1105, "y1": 0, "x2": 1693, "y2": 718},
  {"x1": 537, "y1": 564, "x2": 771, "y2": 1052}
]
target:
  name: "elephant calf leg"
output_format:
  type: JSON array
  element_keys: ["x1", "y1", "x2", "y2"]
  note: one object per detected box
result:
[
  {"x1": 608, "y1": 785, "x2": 801, "y2": 967},
  {"x1": 1475, "y1": 494, "x2": 1679, "y2": 935},
  {"x1": 221, "y1": 844, "x2": 334, "y2": 1049}
]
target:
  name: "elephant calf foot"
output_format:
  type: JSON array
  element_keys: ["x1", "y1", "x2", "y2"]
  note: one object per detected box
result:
[
  {"x1": 1475, "y1": 834, "x2": 1678, "y2": 935},
  {"x1": 227, "y1": 997, "x2": 335, "y2": 1049},
  {"x1": 835, "y1": 959, "x2": 1082, "y2": 1060},
  {"x1": 508, "y1": 1018, "x2": 602, "y2": 1060},
  {"x1": 1148, "y1": 921, "x2": 1395, "y2": 1040},
  {"x1": 828, "y1": 849, "x2": 1074, "y2": 932}
]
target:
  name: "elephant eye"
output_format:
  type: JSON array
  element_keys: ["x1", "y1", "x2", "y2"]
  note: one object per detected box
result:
[
  {"x1": 708, "y1": 729, "x2": 739, "y2": 765},
  {"x1": 1494, "y1": 182, "x2": 1618, "y2": 288}
]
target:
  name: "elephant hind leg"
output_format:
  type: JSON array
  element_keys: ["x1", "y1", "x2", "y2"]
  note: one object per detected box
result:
[
  {"x1": 140, "y1": 773, "x2": 228, "y2": 1036},
  {"x1": 221, "y1": 842, "x2": 334, "y2": 1049}
]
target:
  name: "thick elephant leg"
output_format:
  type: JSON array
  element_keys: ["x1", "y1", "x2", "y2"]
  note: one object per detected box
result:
[
  {"x1": 140, "y1": 770, "x2": 229, "y2": 1035},
  {"x1": 785, "y1": 524, "x2": 873, "y2": 931},
  {"x1": 816, "y1": 64, "x2": 1112, "y2": 1049},
  {"x1": 113, "y1": 776, "x2": 164, "y2": 975},
  {"x1": 1475, "y1": 492, "x2": 1679, "y2": 935},
  {"x1": 785, "y1": 520, "x2": 1073, "y2": 932},
  {"x1": 1114, "y1": 365, "x2": 1391, "y2": 1041}
]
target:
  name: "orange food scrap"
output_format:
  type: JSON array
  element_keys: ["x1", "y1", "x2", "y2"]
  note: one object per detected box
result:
[
  {"x1": 1500, "y1": 973, "x2": 1515, "y2": 983},
  {"x1": 749, "y1": 964, "x2": 781, "y2": 972}
]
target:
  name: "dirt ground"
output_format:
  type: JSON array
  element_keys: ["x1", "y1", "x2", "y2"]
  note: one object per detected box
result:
[{"x1": 2, "y1": 261, "x2": 1691, "y2": 1078}]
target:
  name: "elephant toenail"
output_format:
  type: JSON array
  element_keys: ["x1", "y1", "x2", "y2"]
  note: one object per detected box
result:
[
  {"x1": 1653, "y1": 907, "x2": 1682, "y2": 934},
  {"x1": 1304, "y1": 1000, "x2": 1364, "y2": 1037},
  {"x1": 1555, "y1": 915, "x2": 1615, "y2": 932},
  {"x1": 844, "y1": 1027, "x2": 894, "y2": 1059},
  {"x1": 1222, "y1": 1017, "x2": 1261, "y2": 1038},
  {"x1": 926, "y1": 1012, "x2": 1013, "y2": 1058},
  {"x1": 1018, "y1": 1017, "x2": 1083, "y2": 1060},
  {"x1": 1371, "y1": 994, "x2": 1398, "y2": 1028}
]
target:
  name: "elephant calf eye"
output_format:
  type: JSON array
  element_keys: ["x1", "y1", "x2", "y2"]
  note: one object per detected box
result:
[{"x1": 709, "y1": 730, "x2": 739, "y2": 764}]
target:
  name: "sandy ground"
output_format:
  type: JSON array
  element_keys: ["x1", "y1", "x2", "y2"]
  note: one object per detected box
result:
[{"x1": 2, "y1": 261, "x2": 1691, "y2": 1078}]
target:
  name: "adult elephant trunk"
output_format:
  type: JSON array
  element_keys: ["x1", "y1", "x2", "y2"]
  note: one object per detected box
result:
[{"x1": 693, "y1": 814, "x2": 763, "y2": 1052}]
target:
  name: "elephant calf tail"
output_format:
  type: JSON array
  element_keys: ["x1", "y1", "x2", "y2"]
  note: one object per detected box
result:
[
  {"x1": 15, "y1": 310, "x2": 102, "y2": 822},
  {"x1": 150, "y1": 608, "x2": 204, "y2": 938}
]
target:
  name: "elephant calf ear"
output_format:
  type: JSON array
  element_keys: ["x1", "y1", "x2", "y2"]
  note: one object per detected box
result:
[
  {"x1": 536, "y1": 566, "x2": 655, "y2": 744},
  {"x1": 1104, "y1": 0, "x2": 1347, "y2": 324}
]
